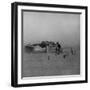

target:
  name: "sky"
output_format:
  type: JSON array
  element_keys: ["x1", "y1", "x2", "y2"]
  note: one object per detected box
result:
[{"x1": 23, "y1": 11, "x2": 80, "y2": 47}]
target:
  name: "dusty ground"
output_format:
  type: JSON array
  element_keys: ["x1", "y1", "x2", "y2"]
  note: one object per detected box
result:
[{"x1": 22, "y1": 49, "x2": 80, "y2": 77}]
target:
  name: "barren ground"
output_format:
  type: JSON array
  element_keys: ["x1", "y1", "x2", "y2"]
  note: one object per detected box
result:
[{"x1": 22, "y1": 48, "x2": 80, "y2": 77}]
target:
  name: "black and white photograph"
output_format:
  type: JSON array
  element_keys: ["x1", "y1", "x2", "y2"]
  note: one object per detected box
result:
[
  {"x1": 22, "y1": 10, "x2": 80, "y2": 78},
  {"x1": 11, "y1": 2, "x2": 88, "y2": 87}
]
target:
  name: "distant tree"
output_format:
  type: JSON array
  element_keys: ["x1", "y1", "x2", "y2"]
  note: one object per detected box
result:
[{"x1": 40, "y1": 41, "x2": 47, "y2": 48}]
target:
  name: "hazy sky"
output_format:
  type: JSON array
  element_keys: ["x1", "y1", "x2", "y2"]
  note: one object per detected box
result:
[{"x1": 23, "y1": 11, "x2": 80, "y2": 47}]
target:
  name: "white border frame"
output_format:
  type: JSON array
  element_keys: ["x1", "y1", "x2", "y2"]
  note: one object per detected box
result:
[{"x1": 17, "y1": 5, "x2": 86, "y2": 84}]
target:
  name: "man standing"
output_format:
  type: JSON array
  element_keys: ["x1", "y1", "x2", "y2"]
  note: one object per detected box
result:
[{"x1": 56, "y1": 42, "x2": 61, "y2": 55}]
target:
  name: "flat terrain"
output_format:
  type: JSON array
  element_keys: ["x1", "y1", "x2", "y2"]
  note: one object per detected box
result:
[{"x1": 22, "y1": 49, "x2": 80, "y2": 77}]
